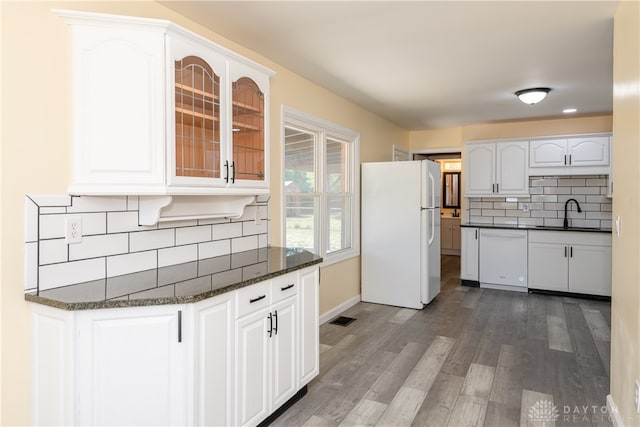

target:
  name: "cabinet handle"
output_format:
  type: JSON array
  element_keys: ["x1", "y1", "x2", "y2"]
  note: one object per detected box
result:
[
  {"x1": 231, "y1": 161, "x2": 236, "y2": 184},
  {"x1": 178, "y1": 310, "x2": 182, "y2": 343},
  {"x1": 273, "y1": 310, "x2": 278, "y2": 335},
  {"x1": 224, "y1": 160, "x2": 230, "y2": 183},
  {"x1": 570, "y1": 246, "x2": 573, "y2": 258},
  {"x1": 569, "y1": 154, "x2": 572, "y2": 165},
  {"x1": 564, "y1": 246, "x2": 567, "y2": 258},
  {"x1": 496, "y1": 183, "x2": 499, "y2": 193},
  {"x1": 250, "y1": 295, "x2": 266, "y2": 304},
  {"x1": 267, "y1": 312, "x2": 273, "y2": 338},
  {"x1": 475, "y1": 229, "x2": 478, "y2": 239},
  {"x1": 281, "y1": 283, "x2": 295, "y2": 291},
  {"x1": 564, "y1": 154, "x2": 567, "y2": 165}
]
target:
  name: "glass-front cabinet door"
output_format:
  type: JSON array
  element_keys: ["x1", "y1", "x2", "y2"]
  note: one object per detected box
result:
[
  {"x1": 168, "y1": 38, "x2": 270, "y2": 190},
  {"x1": 229, "y1": 62, "x2": 270, "y2": 189},
  {"x1": 232, "y1": 77, "x2": 265, "y2": 182},
  {"x1": 168, "y1": 35, "x2": 229, "y2": 189},
  {"x1": 174, "y1": 56, "x2": 221, "y2": 180}
]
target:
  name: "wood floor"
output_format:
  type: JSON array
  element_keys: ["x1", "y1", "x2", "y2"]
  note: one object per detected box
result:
[{"x1": 273, "y1": 256, "x2": 612, "y2": 427}]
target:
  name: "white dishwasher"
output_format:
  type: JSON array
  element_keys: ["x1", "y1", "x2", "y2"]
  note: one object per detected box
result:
[{"x1": 479, "y1": 228, "x2": 528, "y2": 291}]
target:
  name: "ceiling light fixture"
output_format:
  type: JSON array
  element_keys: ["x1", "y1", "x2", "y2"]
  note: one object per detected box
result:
[
  {"x1": 515, "y1": 87, "x2": 551, "y2": 105},
  {"x1": 563, "y1": 108, "x2": 577, "y2": 114}
]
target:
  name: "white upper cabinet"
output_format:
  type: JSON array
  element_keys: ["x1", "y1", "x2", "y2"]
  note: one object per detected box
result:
[
  {"x1": 496, "y1": 141, "x2": 529, "y2": 195},
  {"x1": 464, "y1": 140, "x2": 528, "y2": 197},
  {"x1": 56, "y1": 10, "x2": 273, "y2": 196},
  {"x1": 464, "y1": 143, "x2": 495, "y2": 195},
  {"x1": 529, "y1": 135, "x2": 610, "y2": 175},
  {"x1": 568, "y1": 136, "x2": 610, "y2": 167}
]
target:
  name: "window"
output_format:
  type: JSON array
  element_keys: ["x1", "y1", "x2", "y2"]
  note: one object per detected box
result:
[{"x1": 283, "y1": 107, "x2": 360, "y2": 265}]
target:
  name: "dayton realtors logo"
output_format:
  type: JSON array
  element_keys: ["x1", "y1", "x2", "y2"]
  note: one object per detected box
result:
[
  {"x1": 528, "y1": 400, "x2": 560, "y2": 425},
  {"x1": 529, "y1": 400, "x2": 611, "y2": 424}
]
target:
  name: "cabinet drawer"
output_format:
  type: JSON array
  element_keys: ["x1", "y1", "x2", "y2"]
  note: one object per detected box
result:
[
  {"x1": 271, "y1": 272, "x2": 298, "y2": 303},
  {"x1": 236, "y1": 281, "x2": 271, "y2": 318}
]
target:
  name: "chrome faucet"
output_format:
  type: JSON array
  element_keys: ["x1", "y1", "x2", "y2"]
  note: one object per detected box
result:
[{"x1": 563, "y1": 198, "x2": 582, "y2": 229}]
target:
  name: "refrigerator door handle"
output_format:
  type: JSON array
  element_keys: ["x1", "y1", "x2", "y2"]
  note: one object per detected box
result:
[
  {"x1": 428, "y1": 209, "x2": 436, "y2": 245},
  {"x1": 429, "y1": 172, "x2": 436, "y2": 208}
]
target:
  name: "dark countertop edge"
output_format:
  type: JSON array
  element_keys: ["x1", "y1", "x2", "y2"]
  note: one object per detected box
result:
[
  {"x1": 460, "y1": 223, "x2": 612, "y2": 234},
  {"x1": 25, "y1": 258, "x2": 323, "y2": 311}
]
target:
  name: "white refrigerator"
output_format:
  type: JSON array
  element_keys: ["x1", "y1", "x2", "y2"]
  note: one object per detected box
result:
[{"x1": 361, "y1": 160, "x2": 441, "y2": 309}]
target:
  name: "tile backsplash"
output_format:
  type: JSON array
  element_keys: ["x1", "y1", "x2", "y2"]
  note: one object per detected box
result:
[
  {"x1": 468, "y1": 175, "x2": 611, "y2": 229},
  {"x1": 24, "y1": 195, "x2": 270, "y2": 293}
]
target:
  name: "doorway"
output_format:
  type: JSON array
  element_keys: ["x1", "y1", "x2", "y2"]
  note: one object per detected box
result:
[{"x1": 414, "y1": 151, "x2": 462, "y2": 256}]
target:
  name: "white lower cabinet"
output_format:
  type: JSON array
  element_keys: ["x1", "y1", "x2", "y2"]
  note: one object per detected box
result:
[
  {"x1": 235, "y1": 272, "x2": 301, "y2": 426},
  {"x1": 528, "y1": 231, "x2": 611, "y2": 296},
  {"x1": 271, "y1": 296, "x2": 298, "y2": 409},
  {"x1": 31, "y1": 265, "x2": 320, "y2": 427},
  {"x1": 236, "y1": 305, "x2": 271, "y2": 426},
  {"x1": 298, "y1": 267, "x2": 320, "y2": 385},
  {"x1": 460, "y1": 227, "x2": 479, "y2": 281},
  {"x1": 194, "y1": 292, "x2": 235, "y2": 426},
  {"x1": 75, "y1": 305, "x2": 190, "y2": 426}
]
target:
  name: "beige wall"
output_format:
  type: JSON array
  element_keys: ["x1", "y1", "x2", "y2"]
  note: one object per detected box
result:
[
  {"x1": 0, "y1": 2, "x2": 407, "y2": 424},
  {"x1": 610, "y1": 1, "x2": 640, "y2": 425},
  {"x1": 410, "y1": 115, "x2": 613, "y2": 151}
]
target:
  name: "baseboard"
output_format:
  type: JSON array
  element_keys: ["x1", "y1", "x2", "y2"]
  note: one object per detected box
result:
[
  {"x1": 607, "y1": 394, "x2": 624, "y2": 427},
  {"x1": 319, "y1": 294, "x2": 361, "y2": 325}
]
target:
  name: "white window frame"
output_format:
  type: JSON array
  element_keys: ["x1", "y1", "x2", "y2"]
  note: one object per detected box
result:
[{"x1": 281, "y1": 106, "x2": 360, "y2": 266}]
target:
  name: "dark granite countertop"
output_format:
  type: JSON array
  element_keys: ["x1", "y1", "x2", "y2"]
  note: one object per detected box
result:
[
  {"x1": 25, "y1": 247, "x2": 323, "y2": 310},
  {"x1": 460, "y1": 223, "x2": 612, "y2": 234}
]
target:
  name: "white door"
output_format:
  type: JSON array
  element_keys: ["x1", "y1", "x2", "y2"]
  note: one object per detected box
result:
[
  {"x1": 236, "y1": 308, "x2": 271, "y2": 426},
  {"x1": 529, "y1": 139, "x2": 568, "y2": 167},
  {"x1": 298, "y1": 268, "x2": 319, "y2": 386},
  {"x1": 76, "y1": 305, "x2": 187, "y2": 426},
  {"x1": 568, "y1": 136, "x2": 610, "y2": 167},
  {"x1": 464, "y1": 143, "x2": 495, "y2": 195},
  {"x1": 271, "y1": 296, "x2": 297, "y2": 409},
  {"x1": 460, "y1": 228, "x2": 479, "y2": 281},
  {"x1": 194, "y1": 293, "x2": 235, "y2": 427},
  {"x1": 496, "y1": 141, "x2": 529, "y2": 195},
  {"x1": 528, "y1": 243, "x2": 569, "y2": 291},
  {"x1": 569, "y1": 244, "x2": 612, "y2": 296}
]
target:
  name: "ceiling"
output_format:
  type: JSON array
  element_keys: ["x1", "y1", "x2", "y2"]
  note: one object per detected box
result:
[{"x1": 160, "y1": 1, "x2": 618, "y2": 130}]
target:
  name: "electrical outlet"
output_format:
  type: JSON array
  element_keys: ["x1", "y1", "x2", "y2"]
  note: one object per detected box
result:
[
  {"x1": 635, "y1": 379, "x2": 640, "y2": 414},
  {"x1": 65, "y1": 216, "x2": 82, "y2": 244}
]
